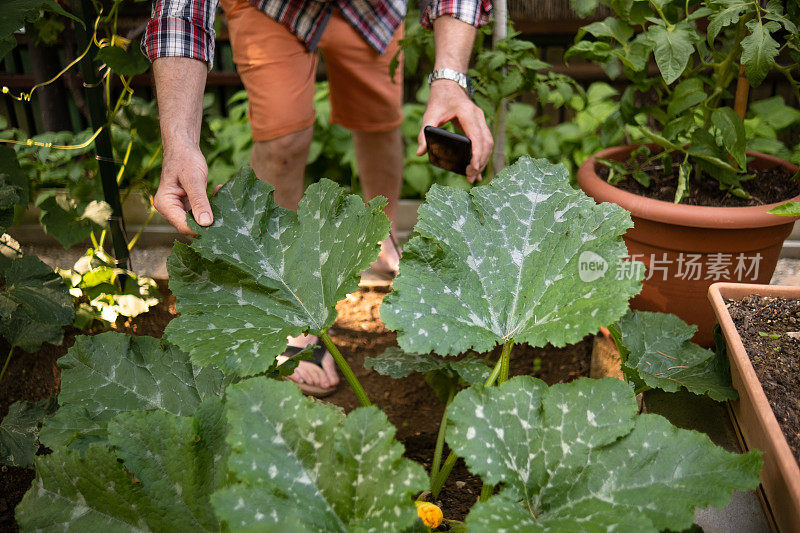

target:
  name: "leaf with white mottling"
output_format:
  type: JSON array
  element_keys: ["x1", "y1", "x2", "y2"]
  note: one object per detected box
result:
[
  {"x1": 446, "y1": 377, "x2": 761, "y2": 532},
  {"x1": 166, "y1": 167, "x2": 390, "y2": 376},
  {"x1": 466, "y1": 494, "x2": 654, "y2": 532},
  {"x1": 610, "y1": 310, "x2": 737, "y2": 401},
  {"x1": 17, "y1": 400, "x2": 226, "y2": 532},
  {"x1": 0, "y1": 254, "x2": 74, "y2": 352},
  {"x1": 40, "y1": 332, "x2": 224, "y2": 451},
  {"x1": 0, "y1": 397, "x2": 56, "y2": 467},
  {"x1": 17, "y1": 445, "x2": 155, "y2": 532},
  {"x1": 381, "y1": 157, "x2": 641, "y2": 356},
  {"x1": 107, "y1": 400, "x2": 226, "y2": 531},
  {"x1": 364, "y1": 347, "x2": 490, "y2": 385},
  {"x1": 211, "y1": 378, "x2": 427, "y2": 532}
]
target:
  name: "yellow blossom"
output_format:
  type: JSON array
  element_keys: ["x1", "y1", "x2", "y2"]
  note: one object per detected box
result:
[{"x1": 415, "y1": 500, "x2": 443, "y2": 528}]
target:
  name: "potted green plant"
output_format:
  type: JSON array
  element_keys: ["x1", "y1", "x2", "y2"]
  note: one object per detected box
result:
[
  {"x1": 567, "y1": 0, "x2": 800, "y2": 345},
  {"x1": 708, "y1": 282, "x2": 800, "y2": 533}
]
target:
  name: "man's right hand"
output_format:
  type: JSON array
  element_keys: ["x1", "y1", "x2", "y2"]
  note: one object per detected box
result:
[
  {"x1": 152, "y1": 57, "x2": 210, "y2": 235},
  {"x1": 154, "y1": 144, "x2": 213, "y2": 236}
]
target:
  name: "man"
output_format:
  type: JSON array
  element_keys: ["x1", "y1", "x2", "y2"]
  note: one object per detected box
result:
[{"x1": 143, "y1": 0, "x2": 494, "y2": 395}]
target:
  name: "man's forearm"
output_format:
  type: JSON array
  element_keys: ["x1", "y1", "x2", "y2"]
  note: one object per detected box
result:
[
  {"x1": 153, "y1": 57, "x2": 207, "y2": 152},
  {"x1": 432, "y1": 16, "x2": 478, "y2": 72}
]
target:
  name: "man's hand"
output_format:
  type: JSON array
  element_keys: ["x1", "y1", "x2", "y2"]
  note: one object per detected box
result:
[
  {"x1": 152, "y1": 57, "x2": 210, "y2": 235},
  {"x1": 154, "y1": 144, "x2": 212, "y2": 235},
  {"x1": 417, "y1": 80, "x2": 493, "y2": 183},
  {"x1": 420, "y1": 15, "x2": 493, "y2": 183}
]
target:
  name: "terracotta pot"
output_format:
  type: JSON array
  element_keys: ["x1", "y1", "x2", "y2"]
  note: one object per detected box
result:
[
  {"x1": 578, "y1": 146, "x2": 800, "y2": 346},
  {"x1": 708, "y1": 283, "x2": 800, "y2": 533}
]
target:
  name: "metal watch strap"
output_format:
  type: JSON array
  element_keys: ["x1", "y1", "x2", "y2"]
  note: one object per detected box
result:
[{"x1": 428, "y1": 68, "x2": 474, "y2": 97}]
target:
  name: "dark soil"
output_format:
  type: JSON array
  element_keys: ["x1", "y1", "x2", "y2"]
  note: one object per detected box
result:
[
  {"x1": 599, "y1": 156, "x2": 798, "y2": 207},
  {"x1": 0, "y1": 281, "x2": 592, "y2": 529},
  {"x1": 726, "y1": 294, "x2": 800, "y2": 465}
]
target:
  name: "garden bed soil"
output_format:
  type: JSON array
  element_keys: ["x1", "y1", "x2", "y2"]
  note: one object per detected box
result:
[
  {"x1": 0, "y1": 281, "x2": 592, "y2": 530},
  {"x1": 725, "y1": 294, "x2": 800, "y2": 465},
  {"x1": 599, "y1": 158, "x2": 798, "y2": 207}
]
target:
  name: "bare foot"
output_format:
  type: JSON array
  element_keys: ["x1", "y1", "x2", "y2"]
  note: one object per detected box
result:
[
  {"x1": 276, "y1": 334, "x2": 340, "y2": 390},
  {"x1": 370, "y1": 236, "x2": 400, "y2": 276}
]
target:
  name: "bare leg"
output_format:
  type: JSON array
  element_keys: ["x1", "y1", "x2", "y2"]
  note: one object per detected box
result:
[
  {"x1": 353, "y1": 126, "x2": 403, "y2": 274},
  {"x1": 252, "y1": 126, "x2": 339, "y2": 390},
  {"x1": 250, "y1": 126, "x2": 313, "y2": 210}
]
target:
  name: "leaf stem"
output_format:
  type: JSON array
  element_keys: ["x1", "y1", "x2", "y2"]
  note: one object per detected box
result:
[
  {"x1": 0, "y1": 345, "x2": 14, "y2": 383},
  {"x1": 479, "y1": 482, "x2": 494, "y2": 502},
  {"x1": 430, "y1": 385, "x2": 455, "y2": 484},
  {"x1": 430, "y1": 341, "x2": 516, "y2": 497},
  {"x1": 498, "y1": 339, "x2": 515, "y2": 384},
  {"x1": 319, "y1": 330, "x2": 371, "y2": 407},
  {"x1": 485, "y1": 355, "x2": 504, "y2": 387},
  {"x1": 430, "y1": 450, "x2": 458, "y2": 498}
]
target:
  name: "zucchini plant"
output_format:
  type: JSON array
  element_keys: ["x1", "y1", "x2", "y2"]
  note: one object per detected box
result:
[
  {"x1": 18, "y1": 333, "x2": 427, "y2": 531},
  {"x1": 14, "y1": 158, "x2": 762, "y2": 531},
  {"x1": 610, "y1": 309, "x2": 737, "y2": 400},
  {"x1": 165, "y1": 167, "x2": 390, "y2": 406}
]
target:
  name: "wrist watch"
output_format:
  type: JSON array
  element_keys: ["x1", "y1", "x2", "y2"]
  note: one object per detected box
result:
[{"x1": 428, "y1": 68, "x2": 474, "y2": 97}]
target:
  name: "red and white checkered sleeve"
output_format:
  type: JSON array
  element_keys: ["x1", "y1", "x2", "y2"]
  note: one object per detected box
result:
[
  {"x1": 421, "y1": 0, "x2": 492, "y2": 29},
  {"x1": 142, "y1": 0, "x2": 219, "y2": 66}
]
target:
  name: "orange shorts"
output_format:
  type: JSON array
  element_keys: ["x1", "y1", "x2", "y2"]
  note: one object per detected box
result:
[{"x1": 220, "y1": 0, "x2": 404, "y2": 141}]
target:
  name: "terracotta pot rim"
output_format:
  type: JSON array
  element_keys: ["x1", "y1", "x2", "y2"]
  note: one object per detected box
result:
[
  {"x1": 577, "y1": 145, "x2": 800, "y2": 229},
  {"x1": 707, "y1": 282, "x2": 800, "y2": 501}
]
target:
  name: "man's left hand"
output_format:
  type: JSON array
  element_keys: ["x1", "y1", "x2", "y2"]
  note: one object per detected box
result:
[{"x1": 417, "y1": 80, "x2": 493, "y2": 183}]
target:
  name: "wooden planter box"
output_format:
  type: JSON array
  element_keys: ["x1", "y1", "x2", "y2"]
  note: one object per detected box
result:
[{"x1": 708, "y1": 283, "x2": 800, "y2": 533}]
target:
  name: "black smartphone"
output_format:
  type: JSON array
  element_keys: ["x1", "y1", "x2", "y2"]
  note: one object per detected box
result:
[{"x1": 424, "y1": 126, "x2": 472, "y2": 176}]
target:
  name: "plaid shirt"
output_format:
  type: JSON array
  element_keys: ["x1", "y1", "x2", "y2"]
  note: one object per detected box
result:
[{"x1": 143, "y1": 0, "x2": 492, "y2": 65}]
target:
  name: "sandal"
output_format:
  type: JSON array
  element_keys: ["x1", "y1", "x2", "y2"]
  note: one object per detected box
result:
[{"x1": 279, "y1": 343, "x2": 338, "y2": 398}]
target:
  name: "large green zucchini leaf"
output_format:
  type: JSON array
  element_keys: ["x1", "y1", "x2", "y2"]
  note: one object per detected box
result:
[
  {"x1": 0, "y1": 254, "x2": 74, "y2": 352},
  {"x1": 446, "y1": 376, "x2": 762, "y2": 532},
  {"x1": 166, "y1": 167, "x2": 390, "y2": 376},
  {"x1": 381, "y1": 157, "x2": 642, "y2": 355},
  {"x1": 40, "y1": 332, "x2": 224, "y2": 451},
  {"x1": 212, "y1": 378, "x2": 427, "y2": 532},
  {"x1": 364, "y1": 346, "x2": 490, "y2": 384},
  {"x1": 0, "y1": 397, "x2": 56, "y2": 467},
  {"x1": 17, "y1": 398, "x2": 226, "y2": 531},
  {"x1": 611, "y1": 310, "x2": 737, "y2": 401}
]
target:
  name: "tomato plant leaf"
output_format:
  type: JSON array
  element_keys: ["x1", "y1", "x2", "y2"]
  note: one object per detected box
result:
[
  {"x1": 741, "y1": 19, "x2": 780, "y2": 87},
  {"x1": 768, "y1": 201, "x2": 800, "y2": 217},
  {"x1": 581, "y1": 17, "x2": 633, "y2": 43},
  {"x1": 667, "y1": 78, "x2": 707, "y2": 118},
  {"x1": 706, "y1": 0, "x2": 752, "y2": 44},
  {"x1": 447, "y1": 377, "x2": 761, "y2": 532},
  {"x1": 212, "y1": 378, "x2": 427, "y2": 531},
  {"x1": 712, "y1": 107, "x2": 747, "y2": 169},
  {"x1": 647, "y1": 23, "x2": 696, "y2": 85},
  {"x1": 0, "y1": 397, "x2": 57, "y2": 468},
  {"x1": 381, "y1": 157, "x2": 641, "y2": 356},
  {"x1": 40, "y1": 332, "x2": 224, "y2": 451},
  {"x1": 18, "y1": 400, "x2": 225, "y2": 531},
  {"x1": 610, "y1": 310, "x2": 737, "y2": 401},
  {"x1": 0, "y1": 254, "x2": 74, "y2": 352},
  {"x1": 166, "y1": 167, "x2": 390, "y2": 376}
]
